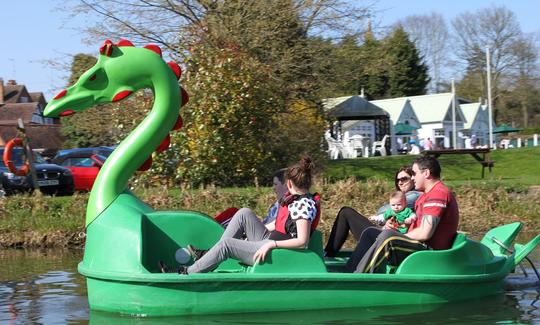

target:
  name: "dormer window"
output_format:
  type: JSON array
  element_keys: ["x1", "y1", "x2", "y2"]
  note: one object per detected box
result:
[{"x1": 20, "y1": 96, "x2": 29, "y2": 103}]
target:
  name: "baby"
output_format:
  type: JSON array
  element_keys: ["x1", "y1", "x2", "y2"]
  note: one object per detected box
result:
[{"x1": 370, "y1": 191, "x2": 416, "y2": 234}]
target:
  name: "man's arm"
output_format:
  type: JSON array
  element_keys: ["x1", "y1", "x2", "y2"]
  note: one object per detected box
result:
[{"x1": 405, "y1": 215, "x2": 440, "y2": 241}]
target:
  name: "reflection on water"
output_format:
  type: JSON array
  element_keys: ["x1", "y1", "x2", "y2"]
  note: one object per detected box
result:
[
  {"x1": 0, "y1": 249, "x2": 88, "y2": 324},
  {"x1": 0, "y1": 243, "x2": 539, "y2": 324}
]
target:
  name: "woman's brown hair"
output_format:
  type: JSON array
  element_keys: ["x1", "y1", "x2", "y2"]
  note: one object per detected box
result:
[
  {"x1": 394, "y1": 165, "x2": 414, "y2": 190},
  {"x1": 285, "y1": 155, "x2": 314, "y2": 190}
]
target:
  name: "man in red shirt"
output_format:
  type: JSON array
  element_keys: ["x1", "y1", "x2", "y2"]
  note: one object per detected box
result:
[{"x1": 345, "y1": 156, "x2": 459, "y2": 273}]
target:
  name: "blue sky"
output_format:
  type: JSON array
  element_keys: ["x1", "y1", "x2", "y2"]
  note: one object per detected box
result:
[{"x1": 1, "y1": 0, "x2": 539, "y2": 101}]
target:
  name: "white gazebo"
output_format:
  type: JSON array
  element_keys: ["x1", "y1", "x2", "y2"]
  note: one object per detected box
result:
[{"x1": 323, "y1": 95, "x2": 390, "y2": 159}]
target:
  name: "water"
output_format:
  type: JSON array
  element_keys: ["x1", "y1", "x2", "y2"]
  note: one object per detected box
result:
[{"x1": 1, "y1": 245, "x2": 539, "y2": 324}]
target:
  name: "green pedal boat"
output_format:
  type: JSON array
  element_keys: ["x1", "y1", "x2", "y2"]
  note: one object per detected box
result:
[{"x1": 44, "y1": 40, "x2": 540, "y2": 317}]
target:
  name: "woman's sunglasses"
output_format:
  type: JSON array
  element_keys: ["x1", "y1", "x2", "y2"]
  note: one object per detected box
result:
[{"x1": 397, "y1": 176, "x2": 411, "y2": 182}]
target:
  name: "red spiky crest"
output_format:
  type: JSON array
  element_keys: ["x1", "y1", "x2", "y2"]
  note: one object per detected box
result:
[
  {"x1": 117, "y1": 39, "x2": 134, "y2": 47},
  {"x1": 167, "y1": 61, "x2": 181, "y2": 80},
  {"x1": 144, "y1": 44, "x2": 162, "y2": 57},
  {"x1": 138, "y1": 156, "x2": 152, "y2": 171},
  {"x1": 156, "y1": 134, "x2": 171, "y2": 153},
  {"x1": 180, "y1": 87, "x2": 189, "y2": 107},
  {"x1": 99, "y1": 39, "x2": 114, "y2": 57},
  {"x1": 172, "y1": 116, "x2": 183, "y2": 131}
]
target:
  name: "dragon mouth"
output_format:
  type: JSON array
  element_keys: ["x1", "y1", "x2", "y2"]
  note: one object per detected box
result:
[{"x1": 44, "y1": 95, "x2": 94, "y2": 118}]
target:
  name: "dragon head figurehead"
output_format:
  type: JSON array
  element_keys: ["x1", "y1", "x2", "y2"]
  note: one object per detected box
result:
[{"x1": 44, "y1": 39, "x2": 186, "y2": 118}]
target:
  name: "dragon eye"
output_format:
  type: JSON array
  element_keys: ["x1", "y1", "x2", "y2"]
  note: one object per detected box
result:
[{"x1": 89, "y1": 74, "x2": 97, "y2": 81}]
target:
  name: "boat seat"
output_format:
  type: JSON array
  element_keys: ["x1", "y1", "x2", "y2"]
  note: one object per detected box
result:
[
  {"x1": 395, "y1": 234, "x2": 506, "y2": 275},
  {"x1": 140, "y1": 211, "x2": 225, "y2": 273},
  {"x1": 480, "y1": 222, "x2": 522, "y2": 256},
  {"x1": 386, "y1": 233, "x2": 468, "y2": 274},
  {"x1": 215, "y1": 230, "x2": 326, "y2": 273},
  {"x1": 308, "y1": 230, "x2": 324, "y2": 258}
]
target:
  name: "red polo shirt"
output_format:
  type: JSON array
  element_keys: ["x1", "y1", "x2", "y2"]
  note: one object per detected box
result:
[{"x1": 411, "y1": 181, "x2": 459, "y2": 250}]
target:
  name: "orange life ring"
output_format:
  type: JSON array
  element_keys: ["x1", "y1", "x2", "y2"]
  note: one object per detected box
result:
[{"x1": 3, "y1": 138, "x2": 30, "y2": 176}]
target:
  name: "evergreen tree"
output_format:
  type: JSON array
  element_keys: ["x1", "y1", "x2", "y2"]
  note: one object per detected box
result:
[
  {"x1": 383, "y1": 27, "x2": 429, "y2": 98},
  {"x1": 329, "y1": 35, "x2": 363, "y2": 96},
  {"x1": 357, "y1": 31, "x2": 388, "y2": 99}
]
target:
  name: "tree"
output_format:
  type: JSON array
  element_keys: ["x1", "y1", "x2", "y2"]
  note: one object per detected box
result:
[
  {"x1": 397, "y1": 12, "x2": 450, "y2": 93},
  {"x1": 60, "y1": 0, "x2": 373, "y2": 186},
  {"x1": 326, "y1": 35, "x2": 363, "y2": 96},
  {"x1": 452, "y1": 6, "x2": 523, "y2": 121},
  {"x1": 507, "y1": 35, "x2": 539, "y2": 127},
  {"x1": 356, "y1": 30, "x2": 388, "y2": 99},
  {"x1": 382, "y1": 27, "x2": 430, "y2": 98}
]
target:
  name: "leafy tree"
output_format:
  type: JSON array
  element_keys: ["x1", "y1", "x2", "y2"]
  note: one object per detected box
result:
[
  {"x1": 177, "y1": 38, "x2": 279, "y2": 186},
  {"x1": 61, "y1": 0, "x2": 372, "y2": 186},
  {"x1": 456, "y1": 69, "x2": 484, "y2": 103}
]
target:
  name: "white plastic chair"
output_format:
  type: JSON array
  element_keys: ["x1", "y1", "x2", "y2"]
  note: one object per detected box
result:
[{"x1": 372, "y1": 135, "x2": 388, "y2": 156}]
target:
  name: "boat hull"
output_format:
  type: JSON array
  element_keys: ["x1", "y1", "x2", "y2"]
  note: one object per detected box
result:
[
  {"x1": 79, "y1": 199, "x2": 536, "y2": 317},
  {"x1": 82, "y1": 269, "x2": 507, "y2": 316}
]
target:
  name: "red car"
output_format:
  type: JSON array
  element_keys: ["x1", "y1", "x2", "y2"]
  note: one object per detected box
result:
[{"x1": 52, "y1": 147, "x2": 113, "y2": 191}]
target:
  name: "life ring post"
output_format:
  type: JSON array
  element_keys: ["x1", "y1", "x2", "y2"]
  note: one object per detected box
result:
[{"x1": 16, "y1": 119, "x2": 39, "y2": 189}]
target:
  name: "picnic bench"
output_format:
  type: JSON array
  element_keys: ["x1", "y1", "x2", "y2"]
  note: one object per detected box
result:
[{"x1": 422, "y1": 148, "x2": 494, "y2": 178}]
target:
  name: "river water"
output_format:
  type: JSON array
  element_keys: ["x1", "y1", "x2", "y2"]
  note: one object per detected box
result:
[{"x1": 1, "y1": 244, "x2": 539, "y2": 324}]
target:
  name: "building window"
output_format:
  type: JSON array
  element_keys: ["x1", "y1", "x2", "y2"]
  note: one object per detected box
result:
[
  {"x1": 31, "y1": 114, "x2": 44, "y2": 124},
  {"x1": 434, "y1": 129, "x2": 445, "y2": 136}
]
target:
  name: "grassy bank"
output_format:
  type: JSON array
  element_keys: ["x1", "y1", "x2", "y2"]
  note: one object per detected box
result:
[
  {"x1": 324, "y1": 146, "x2": 540, "y2": 189},
  {"x1": 1, "y1": 177, "x2": 539, "y2": 248}
]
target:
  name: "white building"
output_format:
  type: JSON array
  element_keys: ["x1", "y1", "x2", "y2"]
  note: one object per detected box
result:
[
  {"x1": 371, "y1": 97, "x2": 422, "y2": 153},
  {"x1": 322, "y1": 92, "x2": 500, "y2": 158},
  {"x1": 407, "y1": 93, "x2": 467, "y2": 149},
  {"x1": 459, "y1": 102, "x2": 493, "y2": 147}
]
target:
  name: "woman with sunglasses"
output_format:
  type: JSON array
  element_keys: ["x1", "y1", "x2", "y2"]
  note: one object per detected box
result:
[{"x1": 323, "y1": 165, "x2": 421, "y2": 257}]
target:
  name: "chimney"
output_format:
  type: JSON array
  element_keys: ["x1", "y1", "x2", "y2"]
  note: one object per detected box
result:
[
  {"x1": 0, "y1": 78, "x2": 4, "y2": 105},
  {"x1": 360, "y1": 87, "x2": 365, "y2": 98},
  {"x1": 7, "y1": 79, "x2": 17, "y2": 85}
]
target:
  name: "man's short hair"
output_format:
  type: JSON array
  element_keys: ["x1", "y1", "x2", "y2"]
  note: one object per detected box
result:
[{"x1": 413, "y1": 156, "x2": 441, "y2": 178}]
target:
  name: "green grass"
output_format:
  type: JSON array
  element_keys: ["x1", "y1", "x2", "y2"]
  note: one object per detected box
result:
[{"x1": 323, "y1": 146, "x2": 540, "y2": 188}]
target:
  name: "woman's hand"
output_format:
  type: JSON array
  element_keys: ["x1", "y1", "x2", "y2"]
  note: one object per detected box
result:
[
  {"x1": 383, "y1": 217, "x2": 396, "y2": 230},
  {"x1": 253, "y1": 241, "x2": 275, "y2": 264}
]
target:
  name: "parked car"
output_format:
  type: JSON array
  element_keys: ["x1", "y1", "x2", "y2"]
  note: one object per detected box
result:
[
  {"x1": 52, "y1": 147, "x2": 114, "y2": 191},
  {"x1": 0, "y1": 148, "x2": 75, "y2": 196}
]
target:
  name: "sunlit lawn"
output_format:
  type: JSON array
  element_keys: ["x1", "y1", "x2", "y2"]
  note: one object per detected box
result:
[{"x1": 323, "y1": 146, "x2": 540, "y2": 188}]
